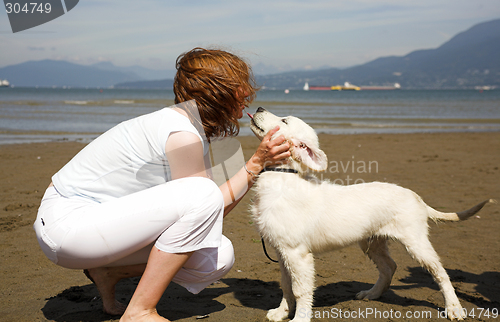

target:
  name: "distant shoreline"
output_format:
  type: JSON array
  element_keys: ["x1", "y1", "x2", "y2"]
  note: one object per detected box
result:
[
  {"x1": 2, "y1": 85, "x2": 500, "y2": 91},
  {"x1": 1, "y1": 88, "x2": 499, "y2": 145},
  {"x1": 1, "y1": 127, "x2": 500, "y2": 145}
]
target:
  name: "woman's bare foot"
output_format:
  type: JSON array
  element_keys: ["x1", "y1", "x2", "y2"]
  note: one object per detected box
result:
[
  {"x1": 85, "y1": 268, "x2": 127, "y2": 315},
  {"x1": 83, "y1": 264, "x2": 145, "y2": 315},
  {"x1": 120, "y1": 308, "x2": 171, "y2": 322},
  {"x1": 109, "y1": 300, "x2": 127, "y2": 315},
  {"x1": 118, "y1": 249, "x2": 192, "y2": 322}
]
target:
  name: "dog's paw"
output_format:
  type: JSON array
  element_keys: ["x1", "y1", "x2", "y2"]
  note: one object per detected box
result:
[
  {"x1": 267, "y1": 307, "x2": 289, "y2": 321},
  {"x1": 355, "y1": 289, "x2": 381, "y2": 300},
  {"x1": 444, "y1": 303, "x2": 466, "y2": 321}
]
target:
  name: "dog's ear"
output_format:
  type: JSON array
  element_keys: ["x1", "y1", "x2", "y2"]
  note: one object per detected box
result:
[{"x1": 290, "y1": 139, "x2": 328, "y2": 171}]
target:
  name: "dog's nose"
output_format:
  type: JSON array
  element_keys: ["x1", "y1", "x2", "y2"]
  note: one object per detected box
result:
[{"x1": 257, "y1": 107, "x2": 266, "y2": 113}]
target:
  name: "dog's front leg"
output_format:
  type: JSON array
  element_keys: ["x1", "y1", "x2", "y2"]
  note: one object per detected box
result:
[
  {"x1": 267, "y1": 252, "x2": 294, "y2": 321},
  {"x1": 278, "y1": 246, "x2": 315, "y2": 322}
]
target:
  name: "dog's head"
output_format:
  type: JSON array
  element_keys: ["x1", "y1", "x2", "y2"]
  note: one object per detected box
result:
[{"x1": 248, "y1": 107, "x2": 328, "y2": 173}]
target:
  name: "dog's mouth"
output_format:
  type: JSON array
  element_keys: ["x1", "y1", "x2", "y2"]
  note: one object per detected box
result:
[{"x1": 248, "y1": 112, "x2": 265, "y2": 135}]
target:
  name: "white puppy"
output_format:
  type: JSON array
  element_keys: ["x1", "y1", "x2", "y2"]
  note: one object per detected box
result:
[{"x1": 248, "y1": 107, "x2": 494, "y2": 321}]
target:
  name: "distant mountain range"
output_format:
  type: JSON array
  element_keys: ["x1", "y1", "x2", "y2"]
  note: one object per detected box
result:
[
  {"x1": 1, "y1": 18, "x2": 498, "y2": 89},
  {"x1": 0, "y1": 60, "x2": 175, "y2": 88},
  {"x1": 258, "y1": 18, "x2": 500, "y2": 89}
]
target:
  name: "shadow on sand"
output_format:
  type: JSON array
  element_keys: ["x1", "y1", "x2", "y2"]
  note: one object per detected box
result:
[{"x1": 42, "y1": 267, "x2": 500, "y2": 321}]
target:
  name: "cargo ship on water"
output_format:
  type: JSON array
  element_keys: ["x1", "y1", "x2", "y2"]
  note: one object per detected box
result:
[
  {"x1": 0, "y1": 79, "x2": 10, "y2": 88},
  {"x1": 303, "y1": 82, "x2": 400, "y2": 91}
]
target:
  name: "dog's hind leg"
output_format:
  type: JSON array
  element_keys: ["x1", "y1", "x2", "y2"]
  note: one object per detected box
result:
[
  {"x1": 398, "y1": 234, "x2": 465, "y2": 321},
  {"x1": 356, "y1": 236, "x2": 397, "y2": 300},
  {"x1": 267, "y1": 253, "x2": 294, "y2": 322}
]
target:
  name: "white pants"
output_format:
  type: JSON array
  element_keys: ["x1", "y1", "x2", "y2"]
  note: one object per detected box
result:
[{"x1": 34, "y1": 177, "x2": 234, "y2": 294}]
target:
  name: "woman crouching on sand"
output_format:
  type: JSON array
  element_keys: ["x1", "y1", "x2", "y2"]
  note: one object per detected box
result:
[{"x1": 33, "y1": 47, "x2": 290, "y2": 322}]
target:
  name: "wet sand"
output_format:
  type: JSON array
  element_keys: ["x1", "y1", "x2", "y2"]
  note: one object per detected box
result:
[{"x1": 0, "y1": 132, "x2": 499, "y2": 321}]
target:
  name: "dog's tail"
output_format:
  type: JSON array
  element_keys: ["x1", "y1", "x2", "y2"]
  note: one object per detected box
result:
[{"x1": 428, "y1": 199, "x2": 496, "y2": 222}]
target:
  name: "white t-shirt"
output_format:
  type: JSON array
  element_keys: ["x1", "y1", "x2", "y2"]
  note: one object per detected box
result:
[{"x1": 52, "y1": 107, "x2": 208, "y2": 203}]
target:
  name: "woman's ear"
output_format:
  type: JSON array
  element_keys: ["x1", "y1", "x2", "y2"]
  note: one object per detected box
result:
[{"x1": 290, "y1": 139, "x2": 328, "y2": 171}]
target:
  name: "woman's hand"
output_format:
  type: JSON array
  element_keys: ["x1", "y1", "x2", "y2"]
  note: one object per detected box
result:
[{"x1": 247, "y1": 126, "x2": 291, "y2": 173}]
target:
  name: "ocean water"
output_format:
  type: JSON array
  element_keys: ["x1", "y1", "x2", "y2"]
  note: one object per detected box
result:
[{"x1": 0, "y1": 87, "x2": 499, "y2": 144}]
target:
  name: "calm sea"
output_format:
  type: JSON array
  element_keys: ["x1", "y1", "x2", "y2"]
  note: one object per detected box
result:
[{"x1": 0, "y1": 87, "x2": 499, "y2": 144}]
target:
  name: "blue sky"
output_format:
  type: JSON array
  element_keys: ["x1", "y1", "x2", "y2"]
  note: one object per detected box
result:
[{"x1": 1, "y1": 1, "x2": 499, "y2": 75}]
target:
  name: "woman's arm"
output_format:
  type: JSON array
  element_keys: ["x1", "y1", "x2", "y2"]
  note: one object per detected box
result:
[
  {"x1": 166, "y1": 128, "x2": 290, "y2": 217},
  {"x1": 165, "y1": 131, "x2": 209, "y2": 180}
]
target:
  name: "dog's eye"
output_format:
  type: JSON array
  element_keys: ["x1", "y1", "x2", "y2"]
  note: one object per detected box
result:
[{"x1": 281, "y1": 118, "x2": 288, "y2": 124}]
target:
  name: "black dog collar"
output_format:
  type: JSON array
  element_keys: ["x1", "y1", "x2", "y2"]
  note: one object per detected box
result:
[{"x1": 260, "y1": 167, "x2": 299, "y2": 174}]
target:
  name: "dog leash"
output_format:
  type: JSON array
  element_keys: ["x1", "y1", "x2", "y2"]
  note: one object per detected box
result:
[
  {"x1": 258, "y1": 167, "x2": 297, "y2": 263},
  {"x1": 261, "y1": 237, "x2": 279, "y2": 263}
]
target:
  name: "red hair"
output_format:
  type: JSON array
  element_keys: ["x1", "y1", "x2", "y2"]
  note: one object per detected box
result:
[{"x1": 174, "y1": 47, "x2": 258, "y2": 139}]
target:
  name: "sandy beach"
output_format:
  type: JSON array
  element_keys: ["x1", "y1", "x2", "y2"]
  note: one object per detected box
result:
[{"x1": 1, "y1": 132, "x2": 499, "y2": 322}]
